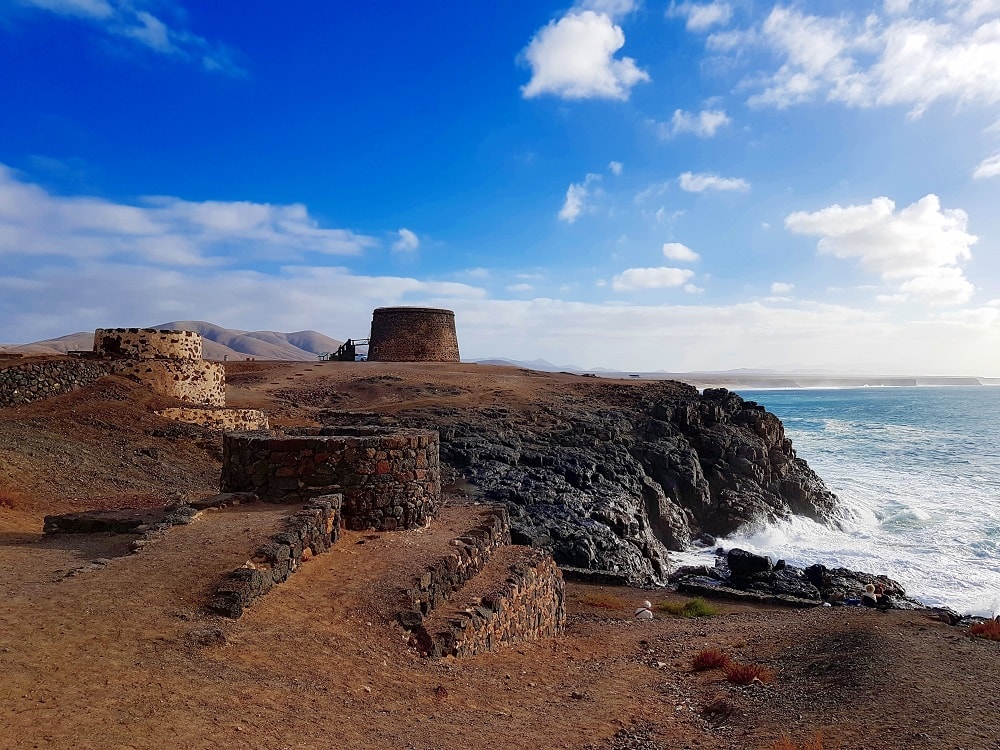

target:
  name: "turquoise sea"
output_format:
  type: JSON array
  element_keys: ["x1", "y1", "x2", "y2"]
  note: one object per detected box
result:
[{"x1": 714, "y1": 386, "x2": 1000, "y2": 617}]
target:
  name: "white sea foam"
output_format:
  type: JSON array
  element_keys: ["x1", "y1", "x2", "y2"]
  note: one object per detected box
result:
[{"x1": 685, "y1": 387, "x2": 1000, "y2": 618}]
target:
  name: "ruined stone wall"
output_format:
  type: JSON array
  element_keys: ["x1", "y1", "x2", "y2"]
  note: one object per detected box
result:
[
  {"x1": 209, "y1": 495, "x2": 342, "y2": 618},
  {"x1": 0, "y1": 359, "x2": 112, "y2": 408},
  {"x1": 111, "y1": 359, "x2": 225, "y2": 407},
  {"x1": 399, "y1": 507, "x2": 511, "y2": 619},
  {"x1": 156, "y1": 407, "x2": 269, "y2": 431},
  {"x1": 367, "y1": 307, "x2": 460, "y2": 362},
  {"x1": 94, "y1": 328, "x2": 202, "y2": 360},
  {"x1": 220, "y1": 427, "x2": 440, "y2": 531},
  {"x1": 412, "y1": 549, "x2": 566, "y2": 658}
]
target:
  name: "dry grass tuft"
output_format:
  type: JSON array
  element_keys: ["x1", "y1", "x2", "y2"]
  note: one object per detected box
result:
[
  {"x1": 969, "y1": 619, "x2": 1000, "y2": 641},
  {"x1": 723, "y1": 660, "x2": 775, "y2": 685},
  {"x1": 692, "y1": 648, "x2": 732, "y2": 671},
  {"x1": 766, "y1": 731, "x2": 828, "y2": 750},
  {"x1": 576, "y1": 592, "x2": 626, "y2": 610}
]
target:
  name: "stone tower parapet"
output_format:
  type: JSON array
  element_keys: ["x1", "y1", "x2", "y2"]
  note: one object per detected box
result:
[
  {"x1": 94, "y1": 328, "x2": 202, "y2": 360},
  {"x1": 367, "y1": 307, "x2": 460, "y2": 362}
]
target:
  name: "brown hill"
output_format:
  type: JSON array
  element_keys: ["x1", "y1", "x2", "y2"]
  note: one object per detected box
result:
[{"x1": 0, "y1": 320, "x2": 343, "y2": 361}]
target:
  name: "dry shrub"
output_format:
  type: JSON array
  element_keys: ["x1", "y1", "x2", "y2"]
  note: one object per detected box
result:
[
  {"x1": 969, "y1": 620, "x2": 1000, "y2": 641},
  {"x1": 577, "y1": 592, "x2": 626, "y2": 610},
  {"x1": 723, "y1": 660, "x2": 775, "y2": 685},
  {"x1": 692, "y1": 648, "x2": 732, "y2": 671},
  {"x1": 0, "y1": 492, "x2": 17, "y2": 509},
  {"x1": 766, "y1": 732, "x2": 828, "y2": 750}
]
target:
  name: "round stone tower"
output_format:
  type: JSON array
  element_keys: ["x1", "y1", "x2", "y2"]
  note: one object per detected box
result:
[{"x1": 367, "y1": 307, "x2": 460, "y2": 362}]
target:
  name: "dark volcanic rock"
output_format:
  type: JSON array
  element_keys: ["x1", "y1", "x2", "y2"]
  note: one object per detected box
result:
[{"x1": 322, "y1": 381, "x2": 838, "y2": 585}]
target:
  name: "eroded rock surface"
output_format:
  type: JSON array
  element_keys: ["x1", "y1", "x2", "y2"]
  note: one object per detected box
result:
[{"x1": 324, "y1": 381, "x2": 838, "y2": 585}]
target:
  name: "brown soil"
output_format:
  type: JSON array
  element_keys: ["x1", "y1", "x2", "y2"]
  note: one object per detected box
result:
[{"x1": 1, "y1": 359, "x2": 998, "y2": 750}]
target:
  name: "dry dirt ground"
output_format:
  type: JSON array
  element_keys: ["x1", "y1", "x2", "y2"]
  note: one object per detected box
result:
[{"x1": 0, "y1": 360, "x2": 998, "y2": 750}]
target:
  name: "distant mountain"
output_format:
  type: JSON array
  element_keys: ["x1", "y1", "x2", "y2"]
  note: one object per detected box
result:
[
  {"x1": 472, "y1": 357, "x2": 588, "y2": 372},
  {"x1": 0, "y1": 321, "x2": 343, "y2": 361}
]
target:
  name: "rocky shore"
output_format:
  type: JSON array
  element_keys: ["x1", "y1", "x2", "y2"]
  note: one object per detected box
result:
[{"x1": 322, "y1": 381, "x2": 839, "y2": 585}]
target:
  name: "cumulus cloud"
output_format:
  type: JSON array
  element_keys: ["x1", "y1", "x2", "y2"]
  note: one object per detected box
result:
[
  {"x1": 608, "y1": 160, "x2": 623, "y2": 175},
  {"x1": 14, "y1": 0, "x2": 243, "y2": 74},
  {"x1": 659, "y1": 108, "x2": 731, "y2": 138},
  {"x1": 558, "y1": 173, "x2": 602, "y2": 223},
  {"x1": 785, "y1": 194, "x2": 977, "y2": 305},
  {"x1": 719, "y1": 4, "x2": 1000, "y2": 117},
  {"x1": 973, "y1": 152, "x2": 1000, "y2": 179},
  {"x1": 612, "y1": 266, "x2": 694, "y2": 291},
  {"x1": 668, "y1": 2, "x2": 733, "y2": 31},
  {"x1": 0, "y1": 164, "x2": 377, "y2": 264},
  {"x1": 771, "y1": 281, "x2": 795, "y2": 294},
  {"x1": 392, "y1": 228, "x2": 420, "y2": 252},
  {"x1": 521, "y1": 10, "x2": 649, "y2": 100},
  {"x1": 577, "y1": 0, "x2": 637, "y2": 18},
  {"x1": 678, "y1": 171, "x2": 749, "y2": 192},
  {"x1": 662, "y1": 242, "x2": 700, "y2": 262}
]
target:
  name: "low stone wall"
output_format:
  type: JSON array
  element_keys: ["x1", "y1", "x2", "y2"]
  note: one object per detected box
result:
[
  {"x1": 94, "y1": 328, "x2": 202, "y2": 360},
  {"x1": 157, "y1": 407, "x2": 269, "y2": 431},
  {"x1": 411, "y1": 549, "x2": 566, "y2": 658},
  {"x1": 220, "y1": 427, "x2": 440, "y2": 531},
  {"x1": 0, "y1": 359, "x2": 112, "y2": 408},
  {"x1": 111, "y1": 359, "x2": 225, "y2": 407},
  {"x1": 209, "y1": 495, "x2": 343, "y2": 618},
  {"x1": 398, "y1": 507, "x2": 511, "y2": 622}
]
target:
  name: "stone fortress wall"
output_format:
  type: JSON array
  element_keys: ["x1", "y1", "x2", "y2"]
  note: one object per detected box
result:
[
  {"x1": 0, "y1": 328, "x2": 267, "y2": 430},
  {"x1": 220, "y1": 426, "x2": 440, "y2": 531},
  {"x1": 367, "y1": 307, "x2": 460, "y2": 362},
  {"x1": 94, "y1": 328, "x2": 203, "y2": 361}
]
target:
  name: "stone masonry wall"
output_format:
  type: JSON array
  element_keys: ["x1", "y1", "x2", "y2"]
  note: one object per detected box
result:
[
  {"x1": 412, "y1": 549, "x2": 566, "y2": 658},
  {"x1": 367, "y1": 307, "x2": 460, "y2": 362},
  {"x1": 111, "y1": 359, "x2": 225, "y2": 407},
  {"x1": 221, "y1": 427, "x2": 440, "y2": 531},
  {"x1": 399, "y1": 507, "x2": 511, "y2": 621},
  {"x1": 156, "y1": 407, "x2": 269, "y2": 431},
  {"x1": 0, "y1": 359, "x2": 112, "y2": 408},
  {"x1": 209, "y1": 495, "x2": 343, "y2": 618},
  {"x1": 94, "y1": 328, "x2": 202, "y2": 360}
]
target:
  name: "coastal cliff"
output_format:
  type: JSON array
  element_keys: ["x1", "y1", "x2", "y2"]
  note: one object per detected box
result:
[{"x1": 330, "y1": 379, "x2": 839, "y2": 584}]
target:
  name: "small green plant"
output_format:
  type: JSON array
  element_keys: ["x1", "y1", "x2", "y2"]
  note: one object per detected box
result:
[
  {"x1": 692, "y1": 648, "x2": 732, "y2": 671},
  {"x1": 576, "y1": 592, "x2": 626, "y2": 610},
  {"x1": 656, "y1": 597, "x2": 720, "y2": 618},
  {"x1": 723, "y1": 660, "x2": 775, "y2": 685},
  {"x1": 969, "y1": 619, "x2": 1000, "y2": 641},
  {"x1": 765, "y1": 732, "x2": 827, "y2": 750}
]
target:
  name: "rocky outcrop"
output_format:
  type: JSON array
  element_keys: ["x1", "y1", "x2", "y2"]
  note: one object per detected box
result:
[
  {"x1": 323, "y1": 381, "x2": 838, "y2": 586},
  {"x1": 671, "y1": 548, "x2": 922, "y2": 609}
]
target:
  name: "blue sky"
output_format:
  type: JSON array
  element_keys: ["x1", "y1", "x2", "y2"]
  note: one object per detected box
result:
[{"x1": 1, "y1": 0, "x2": 999, "y2": 374}]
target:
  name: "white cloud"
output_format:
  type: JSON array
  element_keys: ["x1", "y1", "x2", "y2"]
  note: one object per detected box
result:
[
  {"x1": 612, "y1": 266, "x2": 694, "y2": 291},
  {"x1": 659, "y1": 108, "x2": 731, "y2": 138},
  {"x1": 506, "y1": 283, "x2": 534, "y2": 292},
  {"x1": 0, "y1": 164, "x2": 377, "y2": 264},
  {"x1": 973, "y1": 152, "x2": 1000, "y2": 178},
  {"x1": 728, "y1": 5, "x2": 1000, "y2": 117},
  {"x1": 558, "y1": 173, "x2": 602, "y2": 223},
  {"x1": 662, "y1": 242, "x2": 700, "y2": 262},
  {"x1": 608, "y1": 160, "x2": 623, "y2": 175},
  {"x1": 669, "y1": 2, "x2": 733, "y2": 32},
  {"x1": 771, "y1": 281, "x2": 795, "y2": 294},
  {"x1": 678, "y1": 171, "x2": 749, "y2": 192},
  {"x1": 577, "y1": 0, "x2": 638, "y2": 18},
  {"x1": 683, "y1": 283, "x2": 705, "y2": 293},
  {"x1": 785, "y1": 194, "x2": 977, "y2": 305},
  {"x1": 521, "y1": 10, "x2": 649, "y2": 100},
  {"x1": 16, "y1": 0, "x2": 243, "y2": 75},
  {"x1": 392, "y1": 228, "x2": 420, "y2": 252}
]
